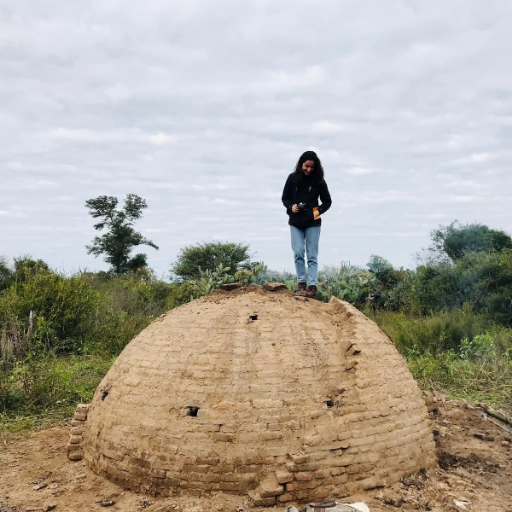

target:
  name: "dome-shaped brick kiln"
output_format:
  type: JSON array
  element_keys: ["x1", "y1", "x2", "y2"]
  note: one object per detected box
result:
[{"x1": 81, "y1": 285, "x2": 435, "y2": 506}]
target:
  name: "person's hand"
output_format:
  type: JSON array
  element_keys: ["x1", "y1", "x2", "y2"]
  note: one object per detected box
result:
[{"x1": 291, "y1": 204, "x2": 299, "y2": 213}]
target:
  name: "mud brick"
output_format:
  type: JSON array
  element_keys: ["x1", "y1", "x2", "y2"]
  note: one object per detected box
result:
[
  {"x1": 295, "y1": 471, "x2": 314, "y2": 481},
  {"x1": 285, "y1": 461, "x2": 297, "y2": 472},
  {"x1": 261, "y1": 497, "x2": 276, "y2": 506},
  {"x1": 260, "y1": 446, "x2": 288, "y2": 457},
  {"x1": 69, "y1": 426, "x2": 83, "y2": 436},
  {"x1": 304, "y1": 433, "x2": 323, "y2": 446},
  {"x1": 309, "y1": 451, "x2": 330, "y2": 461},
  {"x1": 291, "y1": 454, "x2": 310, "y2": 464},
  {"x1": 221, "y1": 472, "x2": 241, "y2": 482},
  {"x1": 194, "y1": 472, "x2": 221, "y2": 484},
  {"x1": 149, "y1": 468, "x2": 167, "y2": 479},
  {"x1": 260, "y1": 485, "x2": 284, "y2": 498},
  {"x1": 66, "y1": 442, "x2": 80, "y2": 452},
  {"x1": 354, "y1": 452, "x2": 380, "y2": 465},
  {"x1": 196, "y1": 457, "x2": 220, "y2": 465},
  {"x1": 183, "y1": 464, "x2": 210, "y2": 474},
  {"x1": 238, "y1": 464, "x2": 259, "y2": 473},
  {"x1": 314, "y1": 468, "x2": 330, "y2": 479},
  {"x1": 73, "y1": 411, "x2": 88, "y2": 421},
  {"x1": 239, "y1": 473, "x2": 257, "y2": 484},
  {"x1": 307, "y1": 486, "x2": 332, "y2": 501},
  {"x1": 337, "y1": 430, "x2": 352, "y2": 441},
  {"x1": 331, "y1": 455, "x2": 355, "y2": 467},
  {"x1": 278, "y1": 492, "x2": 293, "y2": 503},
  {"x1": 102, "y1": 447, "x2": 125, "y2": 462},
  {"x1": 76, "y1": 403, "x2": 90, "y2": 414},
  {"x1": 253, "y1": 399, "x2": 282, "y2": 409},
  {"x1": 324, "y1": 440, "x2": 350, "y2": 451},
  {"x1": 347, "y1": 463, "x2": 374, "y2": 474},
  {"x1": 165, "y1": 474, "x2": 180, "y2": 486},
  {"x1": 212, "y1": 433, "x2": 234, "y2": 442},
  {"x1": 296, "y1": 462, "x2": 321, "y2": 472},
  {"x1": 150, "y1": 460, "x2": 170, "y2": 471},
  {"x1": 211, "y1": 464, "x2": 235, "y2": 473},
  {"x1": 261, "y1": 431, "x2": 282, "y2": 441},
  {"x1": 275, "y1": 470, "x2": 294, "y2": 484},
  {"x1": 70, "y1": 418, "x2": 84, "y2": 427},
  {"x1": 68, "y1": 451, "x2": 83, "y2": 461},
  {"x1": 294, "y1": 489, "x2": 310, "y2": 500},
  {"x1": 286, "y1": 479, "x2": 320, "y2": 491},
  {"x1": 68, "y1": 434, "x2": 82, "y2": 445},
  {"x1": 277, "y1": 415, "x2": 298, "y2": 424},
  {"x1": 218, "y1": 481, "x2": 247, "y2": 492}
]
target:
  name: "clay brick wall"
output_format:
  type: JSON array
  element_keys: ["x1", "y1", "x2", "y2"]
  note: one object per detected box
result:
[{"x1": 82, "y1": 286, "x2": 435, "y2": 505}]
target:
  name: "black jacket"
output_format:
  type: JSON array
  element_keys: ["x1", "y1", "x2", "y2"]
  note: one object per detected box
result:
[{"x1": 282, "y1": 172, "x2": 332, "y2": 229}]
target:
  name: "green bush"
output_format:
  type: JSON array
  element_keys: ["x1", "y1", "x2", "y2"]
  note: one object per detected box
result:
[
  {"x1": 171, "y1": 241, "x2": 251, "y2": 281},
  {"x1": 371, "y1": 306, "x2": 491, "y2": 356},
  {"x1": 0, "y1": 269, "x2": 99, "y2": 355},
  {"x1": 0, "y1": 355, "x2": 112, "y2": 431},
  {"x1": 459, "y1": 332, "x2": 496, "y2": 360}
]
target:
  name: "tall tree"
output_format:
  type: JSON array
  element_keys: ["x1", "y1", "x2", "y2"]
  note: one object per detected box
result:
[
  {"x1": 85, "y1": 194, "x2": 158, "y2": 274},
  {"x1": 431, "y1": 221, "x2": 512, "y2": 261}
]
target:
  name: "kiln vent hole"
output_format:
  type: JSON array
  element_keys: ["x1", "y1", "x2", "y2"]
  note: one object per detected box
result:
[
  {"x1": 324, "y1": 400, "x2": 334, "y2": 408},
  {"x1": 101, "y1": 389, "x2": 109, "y2": 401},
  {"x1": 249, "y1": 314, "x2": 258, "y2": 321},
  {"x1": 186, "y1": 406, "x2": 200, "y2": 417}
]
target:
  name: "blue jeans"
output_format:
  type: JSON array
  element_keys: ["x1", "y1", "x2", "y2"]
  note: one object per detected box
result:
[{"x1": 290, "y1": 225, "x2": 321, "y2": 286}]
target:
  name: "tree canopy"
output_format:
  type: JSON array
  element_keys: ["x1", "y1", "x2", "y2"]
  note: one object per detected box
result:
[
  {"x1": 171, "y1": 241, "x2": 251, "y2": 281},
  {"x1": 431, "y1": 221, "x2": 512, "y2": 261},
  {"x1": 85, "y1": 194, "x2": 158, "y2": 275}
]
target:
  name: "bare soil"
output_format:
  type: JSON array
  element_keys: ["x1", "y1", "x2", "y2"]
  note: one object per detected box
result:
[{"x1": 1, "y1": 398, "x2": 511, "y2": 512}]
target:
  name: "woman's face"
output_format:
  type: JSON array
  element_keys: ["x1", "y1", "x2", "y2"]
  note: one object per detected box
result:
[{"x1": 302, "y1": 160, "x2": 314, "y2": 176}]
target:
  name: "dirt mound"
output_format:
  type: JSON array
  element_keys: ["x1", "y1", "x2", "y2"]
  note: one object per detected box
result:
[{"x1": 79, "y1": 285, "x2": 434, "y2": 504}]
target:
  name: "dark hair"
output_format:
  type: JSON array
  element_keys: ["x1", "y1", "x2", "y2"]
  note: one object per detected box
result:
[{"x1": 294, "y1": 150, "x2": 325, "y2": 184}]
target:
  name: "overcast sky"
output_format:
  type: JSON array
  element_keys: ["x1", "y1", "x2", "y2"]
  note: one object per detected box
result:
[{"x1": 1, "y1": 1, "x2": 512, "y2": 278}]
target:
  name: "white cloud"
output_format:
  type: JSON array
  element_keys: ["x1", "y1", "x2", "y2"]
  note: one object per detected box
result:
[
  {"x1": 448, "y1": 195, "x2": 478, "y2": 203},
  {"x1": 148, "y1": 132, "x2": 177, "y2": 145},
  {"x1": 49, "y1": 128, "x2": 177, "y2": 145},
  {"x1": 469, "y1": 153, "x2": 491, "y2": 163},
  {"x1": 312, "y1": 121, "x2": 345, "y2": 134},
  {"x1": 346, "y1": 167, "x2": 374, "y2": 176}
]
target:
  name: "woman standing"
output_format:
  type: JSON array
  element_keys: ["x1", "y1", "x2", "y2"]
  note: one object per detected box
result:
[{"x1": 282, "y1": 151, "x2": 332, "y2": 298}]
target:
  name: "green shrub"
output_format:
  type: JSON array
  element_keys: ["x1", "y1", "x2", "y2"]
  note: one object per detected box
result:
[
  {"x1": 407, "y1": 351, "x2": 511, "y2": 407},
  {"x1": 371, "y1": 306, "x2": 491, "y2": 356},
  {"x1": 171, "y1": 241, "x2": 251, "y2": 281},
  {"x1": 459, "y1": 333, "x2": 496, "y2": 360},
  {"x1": 0, "y1": 355, "x2": 112, "y2": 431},
  {"x1": 0, "y1": 270, "x2": 99, "y2": 355}
]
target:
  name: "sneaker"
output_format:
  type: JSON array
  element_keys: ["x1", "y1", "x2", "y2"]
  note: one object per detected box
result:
[
  {"x1": 294, "y1": 282, "x2": 307, "y2": 296},
  {"x1": 305, "y1": 285, "x2": 317, "y2": 298}
]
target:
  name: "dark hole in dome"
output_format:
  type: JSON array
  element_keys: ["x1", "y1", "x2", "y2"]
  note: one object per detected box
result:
[
  {"x1": 324, "y1": 400, "x2": 334, "y2": 408},
  {"x1": 101, "y1": 390, "x2": 109, "y2": 401},
  {"x1": 186, "y1": 406, "x2": 200, "y2": 417},
  {"x1": 249, "y1": 314, "x2": 258, "y2": 321}
]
